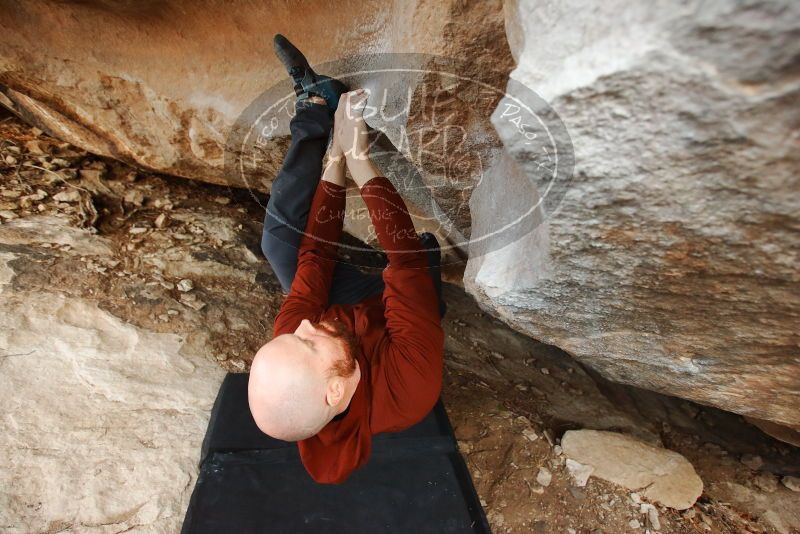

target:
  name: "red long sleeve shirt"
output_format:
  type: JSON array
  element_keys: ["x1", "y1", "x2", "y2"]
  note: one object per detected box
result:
[{"x1": 272, "y1": 176, "x2": 445, "y2": 484}]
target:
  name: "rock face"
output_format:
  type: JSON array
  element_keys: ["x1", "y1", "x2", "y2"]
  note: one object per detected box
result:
[
  {"x1": 0, "y1": 0, "x2": 514, "y2": 265},
  {"x1": 713, "y1": 481, "x2": 800, "y2": 534},
  {"x1": 3, "y1": 116, "x2": 800, "y2": 534},
  {"x1": 0, "y1": 245, "x2": 224, "y2": 532},
  {"x1": 1, "y1": 0, "x2": 798, "y2": 430},
  {"x1": 465, "y1": 0, "x2": 800, "y2": 428},
  {"x1": 562, "y1": 430, "x2": 704, "y2": 510},
  {"x1": 0, "y1": 124, "x2": 283, "y2": 530}
]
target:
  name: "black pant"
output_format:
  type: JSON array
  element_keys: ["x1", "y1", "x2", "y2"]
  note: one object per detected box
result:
[{"x1": 260, "y1": 101, "x2": 445, "y2": 316}]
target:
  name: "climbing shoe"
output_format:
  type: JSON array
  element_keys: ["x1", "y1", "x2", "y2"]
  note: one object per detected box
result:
[{"x1": 273, "y1": 34, "x2": 348, "y2": 112}]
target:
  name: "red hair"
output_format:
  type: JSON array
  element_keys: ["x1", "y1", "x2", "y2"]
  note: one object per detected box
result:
[{"x1": 312, "y1": 319, "x2": 359, "y2": 378}]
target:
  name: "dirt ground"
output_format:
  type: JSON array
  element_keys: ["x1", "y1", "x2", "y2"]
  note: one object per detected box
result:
[{"x1": 1, "y1": 112, "x2": 798, "y2": 533}]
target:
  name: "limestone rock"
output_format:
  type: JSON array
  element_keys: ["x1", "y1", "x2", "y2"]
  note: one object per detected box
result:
[
  {"x1": 0, "y1": 253, "x2": 224, "y2": 531},
  {"x1": 644, "y1": 504, "x2": 661, "y2": 531},
  {"x1": 536, "y1": 467, "x2": 552, "y2": 487},
  {"x1": 2, "y1": 0, "x2": 798, "y2": 432},
  {"x1": 561, "y1": 429, "x2": 703, "y2": 510},
  {"x1": 754, "y1": 473, "x2": 779, "y2": 494},
  {"x1": 464, "y1": 0, "x2": 800, "y2": 429},
  {"x1": 565, "y1": 459, "x2": 593, "y2": 488},
  {"x1": 177, "y1": 278, "x2": 195, "y2": 292},
  {"x1": 0, "y1": 214, "x2": 113, "y2": 256},
  {"x1": 746, "y1": 417, "x2": 800, "y2": 448},
  {"x1": 741, "y1": 454, "x2": 763, "y2": 470},
  {"x1": 0, "y1": 0, "x2": 514, "y2": 269},
  {"x1": 782, "y1": 476, "x2": 800, "y2": 493},
  {"x1": 718, "y1": 481, "x2": 800, "y2": 533},
  {"x1": 52, "y1": 190, "x2": 81, "y2": 203}
]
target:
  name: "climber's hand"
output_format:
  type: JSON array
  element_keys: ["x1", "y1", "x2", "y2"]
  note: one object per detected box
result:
[
  {"x1": 335, "y1": 89, "x2": 380, "y2": 188},
  {"x1": 334, "y1": 89, "x2": 371, "y2": 162},
  {"x1": 321, "y1": 123, "x2": 346, "y2": 187},
  {"x1": 328, "y1": 116, "x2": 345, "y2": 163}
]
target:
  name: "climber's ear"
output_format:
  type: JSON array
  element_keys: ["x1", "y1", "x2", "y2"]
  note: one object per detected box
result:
[{"x1": 326, "y1": 376, "x2": 345, "y2": 408}]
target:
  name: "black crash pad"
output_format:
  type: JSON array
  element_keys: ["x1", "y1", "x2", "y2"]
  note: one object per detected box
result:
[{"x1": 182, "y1": 373, "x2": 490, "y2": 533}]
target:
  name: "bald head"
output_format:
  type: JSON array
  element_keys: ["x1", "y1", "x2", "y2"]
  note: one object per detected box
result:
[{"x1": 248, "y1": 319, "x2": 361, "y2": 442}]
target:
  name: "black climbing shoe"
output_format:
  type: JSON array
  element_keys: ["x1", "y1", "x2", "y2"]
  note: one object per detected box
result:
[
  {"x1": 273, "y1": 34, "x2": 310, "y2": 87},
  {"x1": 273, "y1": 34, "x2": 348, "y2": 112}
]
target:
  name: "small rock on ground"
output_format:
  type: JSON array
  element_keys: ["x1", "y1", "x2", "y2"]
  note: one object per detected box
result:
[
  {"x1": 537, "y1": 467, "x2": 552, "y2": 487},
  {"x1": 562, "y1": 429, "x2": 703, "y2": 509},
  {"x1": 782, "y1": 476, "x2": 800, "y2": 492}
]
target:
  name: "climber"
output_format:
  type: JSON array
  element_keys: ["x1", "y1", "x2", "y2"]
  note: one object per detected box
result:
[{"x1": 248, "y1": 35, "x2": 447, "y2": 484}]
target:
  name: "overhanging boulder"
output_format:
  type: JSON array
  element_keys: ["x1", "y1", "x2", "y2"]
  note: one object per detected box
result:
[{"x1": 465, "y1": 0, "x2": 800, "y2": 429}]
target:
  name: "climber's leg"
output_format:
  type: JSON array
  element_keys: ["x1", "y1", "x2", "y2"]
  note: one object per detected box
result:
[
  {"x1": 262, "y1": 34, "x2": 352, "y2": 291},
  {"x1": 258, "y1": 98, "x2": 383, "y2": 299},
  {"x1": 260, "y1": 100, "x2": 331, "y2": 291},
  {"x1": 263, "y1": 35, "x2": 445, "y2": 312}
]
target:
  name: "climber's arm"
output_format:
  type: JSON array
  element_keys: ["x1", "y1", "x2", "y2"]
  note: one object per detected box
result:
[
  {"x1": 337, "y1": 87, "x2": 444, "y2": 430},
  {"x1": 349, "y1": 159, "x2": 445, "y2": 431},
  {"x1": 272, "y1": 159, "x2": 346, "y2": 336}
]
